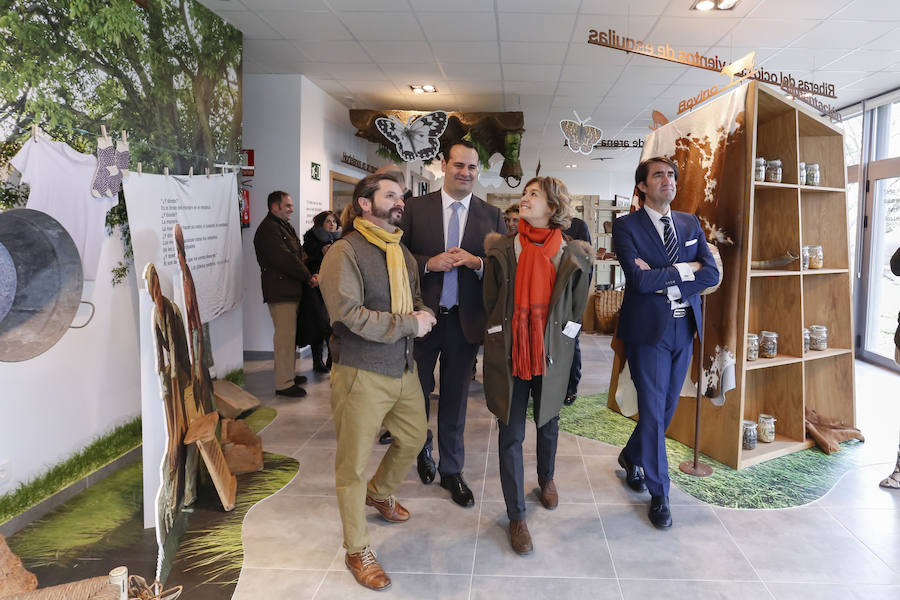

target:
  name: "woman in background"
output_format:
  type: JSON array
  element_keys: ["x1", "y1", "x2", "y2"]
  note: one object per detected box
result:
[
  {"x1": 302, "y1": 210, "x2": 340, "y2": 372},
  {"x1": 482, "y1": 177, "x2": 592, "y2": 555}
]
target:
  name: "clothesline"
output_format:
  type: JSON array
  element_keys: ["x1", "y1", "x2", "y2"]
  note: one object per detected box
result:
[{"x1": 2, "y1": 112, "x2": 242, "y2": 169}]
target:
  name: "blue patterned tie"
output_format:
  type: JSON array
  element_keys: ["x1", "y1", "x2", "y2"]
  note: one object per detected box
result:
[
  {"x1": 440, "y1": 201, "x2": 462, "y2": 308},
  {"x1": 660, "y1": 215, "x2": 678, "y2": 265}
]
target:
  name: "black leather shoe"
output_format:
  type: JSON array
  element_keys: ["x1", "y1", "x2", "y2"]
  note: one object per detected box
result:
[
  {"x1": 313, "y1": 361, "x2": 330, "y2": 374},
  {"x1": 294, "y1": 375, "x2": 308, "y2": 385},
  {"x1": 440, "y1": 473, "x2": 474, "y2": 507},
  {"x1": 276, "y1": 384, "x2": 307, "y2": 398},
  {"x1": 563, "y1": 392, "x2": 577, "y2": 406},
  {"x1": 618, "y1": 450, "x2": 646, "y2": 492},
  {"x1": 417, "y1": 447, "x2": 436, "y2": 484},
  {"x1": 649, "y1": 495, "x2": 672, "y2": 529},
  {"x1": 379, "y1": 430, "x2": 394, "y2": 445}
]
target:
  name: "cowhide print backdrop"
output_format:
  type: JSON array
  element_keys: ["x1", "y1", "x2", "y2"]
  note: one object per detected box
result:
[{"x1": 610, "y1": 84, "x2": 750, "y2": 408}]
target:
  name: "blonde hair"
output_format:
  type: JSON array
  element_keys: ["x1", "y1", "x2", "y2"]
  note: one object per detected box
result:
[{"x1": 523, "y1": 176, "x2": 573, "y2": 229}]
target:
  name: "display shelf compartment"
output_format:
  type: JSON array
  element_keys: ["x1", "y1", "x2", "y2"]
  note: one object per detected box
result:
[
  {"x1": 749, "y1": 276, "x2": 804, "y2": 357},
  {"x1": 743, "y1": 362, "x2": 805, "y2": 442},
  {"x1": 751, "y1": 187, "x2": 801, "y2": 270},
  {"x1": 802, "y1": 272, "x2": 853, "y2": 349},
  {"x1": 745, "y1": 354, "x2": 803, "y2": 369},
  {"x1": 798, "y1": 111, "x2": 846, "y2": 189},
  {"x1": 753, "y1": 181, "x2": 798, "y2": 190},
  {"x1": 756, "y1": 88, "x2": 799, "y2": 185},
  {"x1": 803, "y1": 347, "x2": 852, "y2": 361},
  {"x1": 800, "y1": 189, "x2": 850, "y2": 270},
  {"x1": 804, "y1": 352, "x2": 855, "y2": 425}
]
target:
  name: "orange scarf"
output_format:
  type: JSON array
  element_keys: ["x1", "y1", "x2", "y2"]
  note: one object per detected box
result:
[{"x1": 512, "y1": 220, "x2": 562, "y2": 380}]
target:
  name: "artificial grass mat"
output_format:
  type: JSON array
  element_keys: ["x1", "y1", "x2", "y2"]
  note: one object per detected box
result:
[
  {"x1": 557, "y1": 393, "x2": 866, "y2": 509},
  {"x1": 7, "y1": 406, "x2": 298, "y2": 599}
]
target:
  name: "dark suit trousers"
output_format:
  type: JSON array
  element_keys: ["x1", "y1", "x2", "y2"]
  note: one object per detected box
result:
[
  {"x1": 498, "y1": 376, "x2": 559, "y2": 521},
  {"x1": 623, "y1": 311, "x2": 695, "y2": 498},
  {"x1": 567, "y1": 334, "x2": 582, "y2": 395},
  {"x1": 414, "y1": 308, "x2": 478, "y2": 475}
]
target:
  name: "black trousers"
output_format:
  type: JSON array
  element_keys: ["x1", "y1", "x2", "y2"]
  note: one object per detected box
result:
[
  {"x1": 497, "y1": 376, "x2": 559, "y2": 521},
  {"x1": 413, "y1": 308, "x2": 478, "y2": 475},
  {"x1": 567, "y1": 333, "x2": 582, "y2": 396}
]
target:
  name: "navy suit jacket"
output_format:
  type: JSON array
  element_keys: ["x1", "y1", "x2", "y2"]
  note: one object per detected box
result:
[
  {"x1": 612, "y1": 207, "x2": 719, "y2": 346},
  {"x1": 400, "y1": 191, "x2": 506, "y2": 345}
]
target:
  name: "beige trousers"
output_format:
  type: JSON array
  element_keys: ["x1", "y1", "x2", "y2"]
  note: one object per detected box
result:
[
  {"x1": 330, "y1": 363, "x2": 427, "y2": 553},
  {"x1": 268, "y1": 301, "x2": 299, "y2": 390}
]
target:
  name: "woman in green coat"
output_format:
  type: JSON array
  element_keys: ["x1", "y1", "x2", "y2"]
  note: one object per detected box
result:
[{"x1": 482, "y1": 177, "x2": 592, "y2": 555}]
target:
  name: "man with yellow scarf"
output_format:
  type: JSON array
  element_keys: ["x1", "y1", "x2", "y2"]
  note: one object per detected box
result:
[{"x1": 319, "y1": 171, "x2": 436, "y2": 591}]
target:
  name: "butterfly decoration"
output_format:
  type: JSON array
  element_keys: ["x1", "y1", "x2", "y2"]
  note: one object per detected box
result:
[
  {"x1": 560, "y1": 112, "x2": 602, "y2": 155},
  {"x1": 375, "y1": 111, "x2": 449, "y2": 162}
]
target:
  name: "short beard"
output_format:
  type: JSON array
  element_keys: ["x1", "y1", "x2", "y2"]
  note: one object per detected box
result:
[{"x1": 372, "y1": 205, "x2": 403, "y2": 226}]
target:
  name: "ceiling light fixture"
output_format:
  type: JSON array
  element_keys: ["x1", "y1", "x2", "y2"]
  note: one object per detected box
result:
[
  {"x1": 690, "y1": 0, "x2": 740, "y2": 10},
  {"x1": 410, "y1": 84, "x2": 438, "y2": 94},
  {"x1": 565, "y1": 163, "x2": 577, "y2": 168}
]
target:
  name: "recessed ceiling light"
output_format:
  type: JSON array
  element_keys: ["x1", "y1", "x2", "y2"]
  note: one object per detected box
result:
[
  {"x1": 409, "y1": 84, "x2": 438, "y2": 94},
  {"x1": 694, "y1": 0, "x2": 715, "y2": 9},
  {"x1": 691, "y1": 0, "x2": 740, "y2": 9},
  {"x1": 422, "y1": 84, "x2": 436, "y2": 93},
  {"x1": 717, "y1": 0, "x2": 738, "y2": 7},
  {"x1": 565, "y1": 163, "x2": 577, "y2": 168}
]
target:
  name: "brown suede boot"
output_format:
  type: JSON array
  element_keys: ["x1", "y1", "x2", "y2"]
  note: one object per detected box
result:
[
  {"x1": 539, "y1": 479, "x2": 558, "y2": 509},
  {"x1": 508, "y1": 520, "x2": 533, "y2": 555},
  {"x1": 345, "y1": 547, "x2": 391, "y2": 591},
  {"x1": 366, "y1": 495, "x2": 410, "y2": 522}
]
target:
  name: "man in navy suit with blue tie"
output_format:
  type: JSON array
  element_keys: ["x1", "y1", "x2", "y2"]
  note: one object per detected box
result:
[{"x1": 612, "y1": 156, "x2": 718, "y2": 528}]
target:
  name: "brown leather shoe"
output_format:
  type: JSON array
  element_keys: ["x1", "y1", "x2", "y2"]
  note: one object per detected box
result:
[
  {"x1": 366, "y1": 495, "x2": 410, "y2": 522},
  {"x1": 508, "y1": 520, "x2": 533, "y2": 555},
  {"x1": 345, "y1": 547, "x2": 391, "y2": 591},
  {"x1": 539, "y1": 479, "x2": 558, "y2": 510}
]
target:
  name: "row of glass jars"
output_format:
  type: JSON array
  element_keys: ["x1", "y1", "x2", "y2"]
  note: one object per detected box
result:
[
  {"x1": 743, "y1": 414, "x2": 777, "y2": 450},
  {"x1": 753, "y1": 157, "x2": 821, "y2": 186},
  {"x1": 746, "y1": 325, "x2": 829, "y2": 359},
  {"x1": 801, "y1": 245, "x2": 824, "y2": 269}
]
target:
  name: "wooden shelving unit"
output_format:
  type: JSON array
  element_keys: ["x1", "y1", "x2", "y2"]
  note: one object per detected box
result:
[
  {"x1": 733, "y1": 84, "x2": 854, "y2": 468},
  {"x1": 667, "y1": 83, "x2": 855, "y2": 469}
]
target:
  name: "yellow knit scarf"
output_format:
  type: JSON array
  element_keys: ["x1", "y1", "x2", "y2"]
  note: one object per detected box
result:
[{"x1": 353, "y1": 217, "x2": 413, "y2": 314}]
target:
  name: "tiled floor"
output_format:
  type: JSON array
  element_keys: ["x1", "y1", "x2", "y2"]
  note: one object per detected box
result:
[{"x1": 233, "y1": 334, "x2": 900, "y2": 599}]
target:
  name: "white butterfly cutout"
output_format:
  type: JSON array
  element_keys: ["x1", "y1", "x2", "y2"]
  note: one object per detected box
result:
[
  {"x1": 375, "y1": 111, "x2": 449, "y2": 162},
  {"x1": 560, "y1": 112, "x2": 602, "y2": 155}
]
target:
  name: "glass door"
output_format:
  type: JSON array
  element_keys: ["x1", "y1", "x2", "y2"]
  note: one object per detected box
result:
[{"x1": 857, "y1": 158, "x2": 900, "y2": 370}]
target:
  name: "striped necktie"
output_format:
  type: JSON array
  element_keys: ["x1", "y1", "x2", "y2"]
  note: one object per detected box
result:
[{"x1": 660, "y1": 215, "x2": 678, "y2": 265}]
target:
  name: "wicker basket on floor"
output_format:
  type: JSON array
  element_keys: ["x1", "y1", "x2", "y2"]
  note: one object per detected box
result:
[{"x1": 593, "y1": 289, "x2": 624, "y2": 334}]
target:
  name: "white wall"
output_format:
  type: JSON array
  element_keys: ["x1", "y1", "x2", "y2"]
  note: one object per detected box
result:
[
  {"x1": 0, "y1": 234, "x2": 141, "y2": 493},
  {"x1": 241, "y1": 74, "x2": 302, "y2": 353}
]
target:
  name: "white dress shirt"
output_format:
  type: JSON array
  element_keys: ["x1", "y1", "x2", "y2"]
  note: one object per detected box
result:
[
  {"x1": 642, "y1": 204, "x2": 693, "y2": 308},
  {"x1": 424, "y1": 188, "x2": 484, "y2": 277}
]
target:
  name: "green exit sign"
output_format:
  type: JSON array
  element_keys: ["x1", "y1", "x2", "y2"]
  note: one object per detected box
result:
[{"x1": 311, "y1": 162, "x2": 321, "y2": 181}]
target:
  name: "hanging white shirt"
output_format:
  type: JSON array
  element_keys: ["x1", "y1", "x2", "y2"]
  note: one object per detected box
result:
[{"x1": 10, "y1": 138, "x2": 117, "y2": 281}]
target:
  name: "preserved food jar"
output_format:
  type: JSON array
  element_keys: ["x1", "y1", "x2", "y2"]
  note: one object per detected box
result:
[
  {"x1": 746, "y1": 333, "x2": 759, "y2": 361},
  {"x1": 806, "y1": 163, "x2": 820, "y2": 186},
  {"x1": 765, "y1": 159, "x2": 783, "y2": 183},
  {"x1": 808, "y1": 245, "x2": 823, "y2": 269},
  {"x1": 760, "y1": 331, "x2": 778, "y2": 358},
  {"x1": 743, "y1": 420, "x2": 758, "y2": 450},
  {"x1": 758, "y1": 414, "x2": 776, "y2": 443},
  {"x1": 754, "y1": 157, "x2": 766, "y2": 182},
  {"x1": 809, "y1": 325, "x2": 828, "y2": 351}
]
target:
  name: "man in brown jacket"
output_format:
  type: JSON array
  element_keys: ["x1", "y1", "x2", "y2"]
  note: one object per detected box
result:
[
  {"x1": 253, "y1": 191, "x2": 314, "y2": 397},
  {"x1": 320, "y1": 172, "x2": 435, "y2": 591}
]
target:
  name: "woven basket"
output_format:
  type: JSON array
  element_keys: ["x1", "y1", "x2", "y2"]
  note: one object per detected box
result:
[
  {"x1": 2, "y1": 577, "x2": 118, "y2": 600},
  {"x1": 593, "y1": 289, "x2": 624, "y2": 334}
]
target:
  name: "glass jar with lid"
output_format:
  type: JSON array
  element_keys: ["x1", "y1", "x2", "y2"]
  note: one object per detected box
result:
[
  {"x1": 808, "y1": 245, "x2": 823, "y2": 269},
  {"x1": 809, "y1": 325, "x2": 828, "y2": 351},
  {"x1": 799, "y1": 161, "x2": 807, "y2": 185},
  {"x1": 760, "y1": 331, "x2": 778, "y2": 358},
  {"x1": 758, "y1": 414, "x2": 776, "y2": 443},
  {"x1": 746, "y1": 333, "x2": 759, "y2": 361},
  {"x1": 806, "y1": 163, "x2": 821, "y2": 186},
  {"x1": 742, "y1": 420, "x2": 758, "y2": 450},
  {"x1": 803, "y1": 327, "x2": 810, "y2": 352},
  {"x1": 754, "y1": 157, "x2": 766, "y2": 182},
  {"x1": 801, "y1": 246, "x2": 811, "y2": 269},
  {"x1": 765, "y1": 159, "x2": 783, "y2": 183}
]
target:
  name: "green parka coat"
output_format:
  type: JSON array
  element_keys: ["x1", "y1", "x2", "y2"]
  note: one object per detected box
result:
[{"x1": 482, "y1": 232, "x2": 593, "y2": 427}]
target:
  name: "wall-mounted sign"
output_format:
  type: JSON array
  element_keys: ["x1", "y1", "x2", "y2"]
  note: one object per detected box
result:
[
  {"x1": 311, "y1": 162, "x2": 321, "y2": 181},
  {"x1": 340, "y1": 153, "x2": 377, "y2": 173},
  {"x1": 587, "y1": 28, "x2": 837, "y2": 99},
  {"x1": 563, "y1": 138, "x2": 644, "y2": 149},
  {"x1": 780, "y1": 79, "x2": 842, "y2": 122}
]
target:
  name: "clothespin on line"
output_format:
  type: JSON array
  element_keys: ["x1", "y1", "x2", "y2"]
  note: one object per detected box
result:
[
  {"x1": 189, "y1": 166, "x2": 194, "y2": 177},
  {"x1": 137, "y1": 162, "x2": 142, "y2": 176}
]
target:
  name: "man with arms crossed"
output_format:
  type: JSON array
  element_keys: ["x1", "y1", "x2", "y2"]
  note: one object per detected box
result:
[
  {"x1": 319, "y1": 172, "x2": 435, "y2": 590},
  {"x1": 400, "y1": 140, "x2": 505, "y2": 506},
  {"x1": 612, "y1": 156, "x2": 718, "y2": 528}
]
